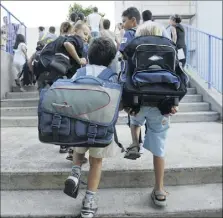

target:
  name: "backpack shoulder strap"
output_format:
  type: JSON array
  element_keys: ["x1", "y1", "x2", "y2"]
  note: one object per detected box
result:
[
  {"x1": 75, "y1": 67, "x2": 87, "y2": 78},
  {"x1": 97, "y1": 68, "x2": 117, "y2": 81}
]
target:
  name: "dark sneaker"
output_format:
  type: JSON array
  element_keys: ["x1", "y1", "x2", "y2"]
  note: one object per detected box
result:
[
  {"x1": 64, "y1": 166, "x2": 81, "y2": 198},
  {"x1": 59, "y1": 145, "x2": 68, "y2": 153},
  {"x1": 81, "y1": 195, "x2": 98, "y2": 218},
  {"x1": 124, "y1": 144, "x2": 141, "y2": 160}
]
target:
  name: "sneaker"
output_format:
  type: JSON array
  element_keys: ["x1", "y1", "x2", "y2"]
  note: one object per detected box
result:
[
  {"x1": 59, "y1": 145, "x2": 68, "y2": 153},
  {"x1": 124, "y1": 144, "x2": 141, "y2": 160},
  {"x1": 64, "y1": 166, "x2": 81, "y2": 198},
  {"x1": 81, "y1": 195, "x2": 98, "y2": 218},
  {"x1": 139, "y1": 143, "x2": 145, "y2": 154}
]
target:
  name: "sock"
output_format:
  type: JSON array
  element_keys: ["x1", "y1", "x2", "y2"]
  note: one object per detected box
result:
[
  {"x1": 70, "y1": 165, "x2": 81, "y2": 185},
  {"x1": 85, "y1": 190, "x2": 96, "y2": 200}
]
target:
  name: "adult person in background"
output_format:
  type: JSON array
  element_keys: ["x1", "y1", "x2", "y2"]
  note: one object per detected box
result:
[
  {"x1": 142, "y1": 10, "x2": 153, "y2": 22},
  {"x1": 87, "y1": 7, "x2": 102, "y2": 38},
  {"x1": 12, "y1": 34, "x2": 28, "y2": 92},
  {"x1": 141, "y1": 10, "x2": 170, "y2": 40},
  {"x1": 100, "y1": 19, "x2": 120, "y2": 49},
  {"x1": 75, "y1": 13, "x2": 86, "y2": 25},
  {"x1": 42, "y1": 26, "x2": 57, "y2": 44},
  {"x1": 169, "y1": 14, "x2": 187, "y2": 67},
  {"x1": 70, "y1": 12, "x2": 78, "y2": 26},
  {"x1": 100, "y1": 19, "x2": 120, "y2": 73},
  {"x1": 2, "y1": 16, "x2": 20, "y2": 53},
  {"x1": 38, "y1": 26, "x2": 45, "y2": 41}
]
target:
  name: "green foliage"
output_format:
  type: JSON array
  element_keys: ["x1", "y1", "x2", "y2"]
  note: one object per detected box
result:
[{"x1": 68, "y1": 3, "x2": 105, "y2": 20}]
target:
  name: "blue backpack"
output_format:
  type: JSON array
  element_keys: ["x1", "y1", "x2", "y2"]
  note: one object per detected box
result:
[{"x1": 38, "y1": 66, "x2": 124, "y2": 151}]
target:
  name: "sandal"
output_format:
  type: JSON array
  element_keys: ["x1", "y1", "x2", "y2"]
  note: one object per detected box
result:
[
  {"x1": 124, "y1": 145, "x2": 141, "y2": 160},
  {"x1": 151, "y1": 189, "x2": 168, "y2": 207}
]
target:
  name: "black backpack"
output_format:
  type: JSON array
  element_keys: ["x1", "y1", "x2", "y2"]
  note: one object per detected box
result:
[
  {"x1": 119, "y1": 35, "x2": 189, "y2": 115},
  {"x1": 35, "y1": 36, "x2": 71, "y2": 82}
]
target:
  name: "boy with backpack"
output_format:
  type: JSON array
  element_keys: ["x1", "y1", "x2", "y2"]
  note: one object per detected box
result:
[
  {"x1": 35, "y1": 23, "x2": 89, "y2": 93},
  {"x1": 119, "y1": 7, "x2": 140, "y2": 54},
  {"x1": 118, "y1": 7, "x2": 145, "y2": 154},
  {"x1": 63, "y1": 37, "x2": 118, "y2": 218},
  {"x1": 35, "y1": 24, "x2": 89, "y2": 154}
]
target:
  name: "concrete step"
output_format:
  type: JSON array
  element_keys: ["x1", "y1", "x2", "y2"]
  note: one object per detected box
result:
[
  {"x1": 5, "y1": 91, "x2": 39, "y2": 99},
  {"x1": 12, "y1": 85, "x2": 37, "y2": 92},
  {"x1": 1, "y1": 184, "x2": 222, "y2": 218},
  {"x1": 1, "y1": 123, "x2": 222, "y2": 190},
  {"x1": 0, "y1": 111, "x2": 219, "y2": 127},
  {"x1": 0, "y1": 94, "x2": 203, "y2": 108},
  {"x1": 0, "y1": 102, "x2": 210, "y2": 117},
  {"x1": 5, "y1": 88, "x2": 197, "y2": 100}
]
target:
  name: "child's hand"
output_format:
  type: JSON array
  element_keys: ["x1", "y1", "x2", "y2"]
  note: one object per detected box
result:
[
  {"x1": 80, "y1": 58, "x2": 87, "y2": 66},
  {"x1": 164, "y1": 106, "x2": 179, "y2": 117}
]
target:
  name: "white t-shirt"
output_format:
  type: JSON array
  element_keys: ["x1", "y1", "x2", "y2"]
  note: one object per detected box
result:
[
  {"x1": 13, "y1": 42, "x2": 27, "y2": 66},
  {"x1": 87, "y1": 12, "x2": 101, "y2": 32}
]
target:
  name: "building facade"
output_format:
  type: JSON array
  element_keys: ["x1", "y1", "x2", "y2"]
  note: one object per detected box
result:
[{"x1": 115, "y1": 1, "x2": 222, "y2": 37}]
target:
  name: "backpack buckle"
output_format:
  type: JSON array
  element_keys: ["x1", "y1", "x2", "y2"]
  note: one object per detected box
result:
[
  {"x1": 87, "y1": 124, "x2": 98, "y2": 144},
  {"x1": 51, "y1": 114, "x2": 62, "y2": 129}
]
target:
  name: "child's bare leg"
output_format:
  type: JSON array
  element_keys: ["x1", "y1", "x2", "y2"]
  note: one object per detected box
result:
[
  {"x1": 87, "y1": 156, "x2": 103, "y2": 192},
  {"x1": 130, "y1": 125, "x2": 141, "y2": 146},
  {"x1": 153, "y1": 155, "x2": 165, "y2": 192}
]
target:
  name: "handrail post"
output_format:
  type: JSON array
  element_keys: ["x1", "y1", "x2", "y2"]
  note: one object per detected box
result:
[
  {"x1": 7, "y1": 12, "x2": 12, "y2": 54},
  {"x1": 25, "y1": 27, "x2": 27, "y2": 41},
  {"x1": 208, "y1": 35, "x2": 212, "y2": 89}
]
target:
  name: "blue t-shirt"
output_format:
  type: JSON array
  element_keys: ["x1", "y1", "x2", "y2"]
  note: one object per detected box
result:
[{"x1": 119, "y1": 28, "x2": 136, "y2": 53}]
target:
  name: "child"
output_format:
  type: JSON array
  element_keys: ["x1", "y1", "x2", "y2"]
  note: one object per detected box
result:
[
  {"x1": 118, "y1": 7, "x2": 145, "y2": 154},
  {"x1": 119, "y1": 7, "x2": 141, "y2": 53},
  {"x1": 125, "y1": 21, "x2": 178, "y2": 207},
  {"x1": 36, "y1": 24, "x2": 89, "y2": 154},
  {"x1": 64, "y1": 37, "x2": 117, "y2": 218},
  {"x1": 12, "y1": 34, "x2": 28, "y2": 92}
]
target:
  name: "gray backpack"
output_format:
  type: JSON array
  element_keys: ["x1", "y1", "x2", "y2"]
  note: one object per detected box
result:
[{"x1": 38, "y1": 66, "x2": 124, "y2": 151}]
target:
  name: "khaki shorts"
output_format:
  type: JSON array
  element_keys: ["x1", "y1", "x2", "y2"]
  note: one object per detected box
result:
[{"x1": 74, "y1": 139, "x2": 117, "y2": 159}]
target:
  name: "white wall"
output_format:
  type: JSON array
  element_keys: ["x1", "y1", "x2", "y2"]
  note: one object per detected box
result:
[
  {"x1": 193, "y1": 1, "x2": 222, "y2": 38},
  {"x1": 114, "y1": 1, "x2": 196, "y2": 24}
]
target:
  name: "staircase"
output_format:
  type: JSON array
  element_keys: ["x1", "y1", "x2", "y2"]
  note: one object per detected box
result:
[
  {"x1": 0, "y1": 85, "x2": 220, "y2": 127},
  {"x1": 1, "y1": 84, "x2": 222, "y2": 217}
]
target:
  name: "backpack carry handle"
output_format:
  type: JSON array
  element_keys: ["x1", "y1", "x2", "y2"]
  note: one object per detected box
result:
[{"x1": 72, "y1": 76, "x2": 105, "y2": 86}]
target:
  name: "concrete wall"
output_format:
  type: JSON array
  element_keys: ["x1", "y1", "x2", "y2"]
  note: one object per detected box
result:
[{"x1": 1, "y1": 51, "x2": 13, "y2": 99}]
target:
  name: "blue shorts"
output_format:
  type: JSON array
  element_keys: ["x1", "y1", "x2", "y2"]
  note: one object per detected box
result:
[{"x1": 130, "y1": 106, "x2": 170, "y2": 157}]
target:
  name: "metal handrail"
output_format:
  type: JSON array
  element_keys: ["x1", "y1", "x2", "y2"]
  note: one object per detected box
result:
[
  {"x1": 182, "y1": 24, "x2": 222, "y2": 40},
  {"x1": 0, "y1": 3, "x2": 27, "y2": 54},
  {"x1": 182, "y1": 24, "x2": 223, "y2": 93}
]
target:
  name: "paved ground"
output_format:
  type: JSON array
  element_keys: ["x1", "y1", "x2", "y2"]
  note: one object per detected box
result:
[{"x1": 1, "y1": 122, "x2": 222, "y2": 173}]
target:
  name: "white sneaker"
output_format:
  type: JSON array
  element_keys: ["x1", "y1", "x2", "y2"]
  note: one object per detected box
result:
[{"x1": 139, "y1": 143, "x2": 145, "y2": 154}]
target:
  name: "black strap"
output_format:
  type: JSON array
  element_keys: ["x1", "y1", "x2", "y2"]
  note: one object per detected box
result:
[{"x1": 114, "y1": 127, "x2": 125, "y2": 153}]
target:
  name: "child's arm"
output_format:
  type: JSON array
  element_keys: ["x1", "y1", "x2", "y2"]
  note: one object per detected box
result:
[
  {"x1": 64, "y1": 42, "x2": 86, "y2": 65},
  {"x1": 119, "y1": 30, "x2": 135, "y2": 54}
]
